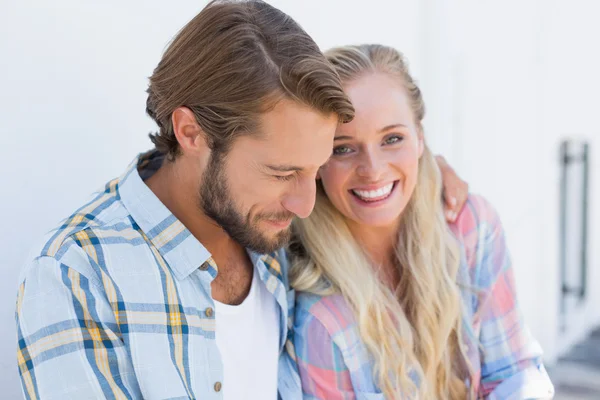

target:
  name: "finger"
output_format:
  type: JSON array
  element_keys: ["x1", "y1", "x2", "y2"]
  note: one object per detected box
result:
[
  {"x1": 453, "y1": 184, "x2": 469, "y2": 213},
  {"x1": 443, "y1": 187, "x2": 458, "y2": 209},
  {"x1": 445, "y1": 192, "x2": 458, "y2": 208},
  {"x1": 445, "y1": 209, "x2": 457, "y2": 223},
  {"x1": 445, "y1": 187, "x2": 464, "y2": 222},
  {"x1": 442, "y1": 190, "x2": 454, "y2": 222}
]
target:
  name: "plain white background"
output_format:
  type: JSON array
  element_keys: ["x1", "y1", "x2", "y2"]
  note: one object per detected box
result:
[{"x1": 2, "y1": 0, "x2": 599, "y2": 398}]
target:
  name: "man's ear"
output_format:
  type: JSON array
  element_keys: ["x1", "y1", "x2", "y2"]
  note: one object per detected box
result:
[{"x1": 172, "y1": 107, "x2": 207, "y2": 155}]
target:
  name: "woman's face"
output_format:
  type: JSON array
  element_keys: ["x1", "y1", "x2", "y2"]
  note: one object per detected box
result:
[{"x1": 319, "y1": 72, "x2": 423, "y2": 229}]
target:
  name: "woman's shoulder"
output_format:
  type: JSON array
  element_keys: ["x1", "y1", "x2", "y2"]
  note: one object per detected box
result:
[
  {"x1": 450, "y1": 193, "x2": 516, "y2": 308},
  {"x1": 451, "y1": 194, "x2": 500, "y2": 239},
  {"x1": 295, "y1": 291, "x2": 356, "y2": 337},
  {"x1": 450, "y1": 194, "x2": 504, "y2": 256},
  {"x1": 451, "y1": 194, "x2": 507, "y2": 284}
]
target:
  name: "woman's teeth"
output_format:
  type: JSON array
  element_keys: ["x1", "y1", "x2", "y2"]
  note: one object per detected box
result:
[{"x1": 351, "y1": 183, "x2": 394, "y2": 201}]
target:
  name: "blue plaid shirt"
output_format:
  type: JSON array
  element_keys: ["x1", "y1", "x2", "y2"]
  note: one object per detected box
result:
[{"x1": 16, "y1": 151, "x2": 302, "y2": 400}]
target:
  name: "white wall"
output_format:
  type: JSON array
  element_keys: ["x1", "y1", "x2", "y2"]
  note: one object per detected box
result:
[
  {"x1": 422, "y1": 0, "x2": 600, "y2": 363},
  {"x1": 538, "y1": 0, "x2": 600, "y2": 355}
]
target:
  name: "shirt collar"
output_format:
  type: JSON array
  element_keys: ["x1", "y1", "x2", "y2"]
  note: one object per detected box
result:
[{"x1": 117, "y1": 150, "x2": 212, "y2": 280}]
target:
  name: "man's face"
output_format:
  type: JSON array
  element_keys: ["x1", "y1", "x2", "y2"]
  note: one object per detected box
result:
[{"x1": 200, "y1": 99, "x2": 338, "y2": 254}]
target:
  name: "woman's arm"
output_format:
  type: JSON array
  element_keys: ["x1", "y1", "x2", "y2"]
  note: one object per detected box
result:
[{"x1": 471, "y1": 196, "x2": 555, "y2": 399}]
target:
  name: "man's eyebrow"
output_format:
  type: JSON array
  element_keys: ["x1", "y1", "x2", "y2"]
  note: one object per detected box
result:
[
  {"x1": 334, "y1": 135, "x2": 353, "y2": 141},
  {"x1": 265, "y1": 164, "x2": 304, "y2": 172}
]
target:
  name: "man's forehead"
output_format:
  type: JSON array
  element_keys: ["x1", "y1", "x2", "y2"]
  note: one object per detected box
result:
[
  {"x1": 228, "y1": 100, "x2": 337, "y2": 169},
  {"x1": 250, "y1": 140, "x2": 333, "y2": 174},
  {"x1": 258, "y1": 99, "x2": 337, "y2": 133}
]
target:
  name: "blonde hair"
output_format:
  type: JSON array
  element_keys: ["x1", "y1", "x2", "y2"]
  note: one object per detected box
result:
[{"x1": 290, "y1": 44, "x2": 473, "y2": 399}]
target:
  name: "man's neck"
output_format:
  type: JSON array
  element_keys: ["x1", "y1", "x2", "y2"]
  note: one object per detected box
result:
[
  {"x1": 144, "y1": 158, "x2": 246, "y2": 267},
  {"x1": 145, "y1": 159, "x2": 254, "y2": 305}
]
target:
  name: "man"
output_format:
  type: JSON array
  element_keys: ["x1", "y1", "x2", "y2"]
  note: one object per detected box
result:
[{"x1": 16, "y1": 1, "x2": 467, "y2": 399}]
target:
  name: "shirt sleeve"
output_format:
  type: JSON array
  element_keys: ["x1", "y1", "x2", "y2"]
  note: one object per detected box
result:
[
  {"x1": 473, "y1": 197, "x2": 555, "y2": 399},
  {"x1": 16, "y1": 254, "x2": 141, "y2": 400}
]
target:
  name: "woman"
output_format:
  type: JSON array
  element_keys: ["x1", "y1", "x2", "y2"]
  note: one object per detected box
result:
[{"x1": 290, "y1": 44, "x2": 554, "y2": 399}]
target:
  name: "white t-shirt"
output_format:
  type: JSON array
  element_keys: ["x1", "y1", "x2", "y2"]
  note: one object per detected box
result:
[{"x1": 214, "y1": 268, "x2": 280, "y2": 399}]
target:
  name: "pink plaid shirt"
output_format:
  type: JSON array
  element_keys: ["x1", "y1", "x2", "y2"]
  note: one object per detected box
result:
[{"x1": 294, "y1": 195, "x2": 554, "y2": 399}]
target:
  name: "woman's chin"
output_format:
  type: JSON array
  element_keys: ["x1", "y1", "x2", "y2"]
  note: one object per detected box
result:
[{"x1": 348, "y1": 210, "x2": 403, "y2": 229}]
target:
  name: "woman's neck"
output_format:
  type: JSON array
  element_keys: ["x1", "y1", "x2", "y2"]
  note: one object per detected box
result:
[{"x1": 347, "y1": 221, "x2": 400, "y2": 288}]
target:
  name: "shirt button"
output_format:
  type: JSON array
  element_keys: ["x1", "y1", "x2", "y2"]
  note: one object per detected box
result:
[
  {"x1": 205, "y1": 307, "x2": 214, "y2": 317},
  {"x1": 199, "y1": 263, "x2": 209, "y2": 271},
  {"x1": 214, "y1": 381, "x2": 222, "y2": 392}
]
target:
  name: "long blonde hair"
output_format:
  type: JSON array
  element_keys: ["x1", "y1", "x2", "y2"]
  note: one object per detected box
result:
[{"x1": 290, "y1": 44, "x2": 472, "y2": 399}]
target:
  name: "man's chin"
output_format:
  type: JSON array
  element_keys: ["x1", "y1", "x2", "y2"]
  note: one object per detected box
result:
[
  {"x1": 245, "y1": 228, "x2": 291, "y2": 254},
  {"x1": 245, "y1": 241, "x2": 283, "y2": 255}
]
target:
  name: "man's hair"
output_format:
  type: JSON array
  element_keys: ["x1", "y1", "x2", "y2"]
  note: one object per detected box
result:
[{"x1": 146, "y1": 0, "x2": 354, "y2": 159}]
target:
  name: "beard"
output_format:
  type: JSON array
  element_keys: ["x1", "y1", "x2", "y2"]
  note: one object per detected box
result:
[{"x1": 199, "y1": 153, "x2": 293, "y2": 254}]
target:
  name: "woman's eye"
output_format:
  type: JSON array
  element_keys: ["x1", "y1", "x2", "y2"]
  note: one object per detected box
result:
[
  {"x1": 333, "y1": 145, "x2": 353, "y2": 155},
  {"x1": 384, "y1": 135, "x2": 403, "y2": 145}
]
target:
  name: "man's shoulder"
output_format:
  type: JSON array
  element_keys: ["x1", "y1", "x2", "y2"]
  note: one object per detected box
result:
[
  {"x1": 267, "y1": 247, "x2": 291, "y2": 286},
  {"x1": 22, "y1": 177, "x2": 135, "y2": 281}
]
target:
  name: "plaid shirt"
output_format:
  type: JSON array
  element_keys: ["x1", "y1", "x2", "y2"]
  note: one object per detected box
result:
[
  {"x1": 16, "y1": 151, "x2": 301, "y2": 400},
  {"x1": 294, "y1": 195, "x2": 555, "y2": 400}
]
